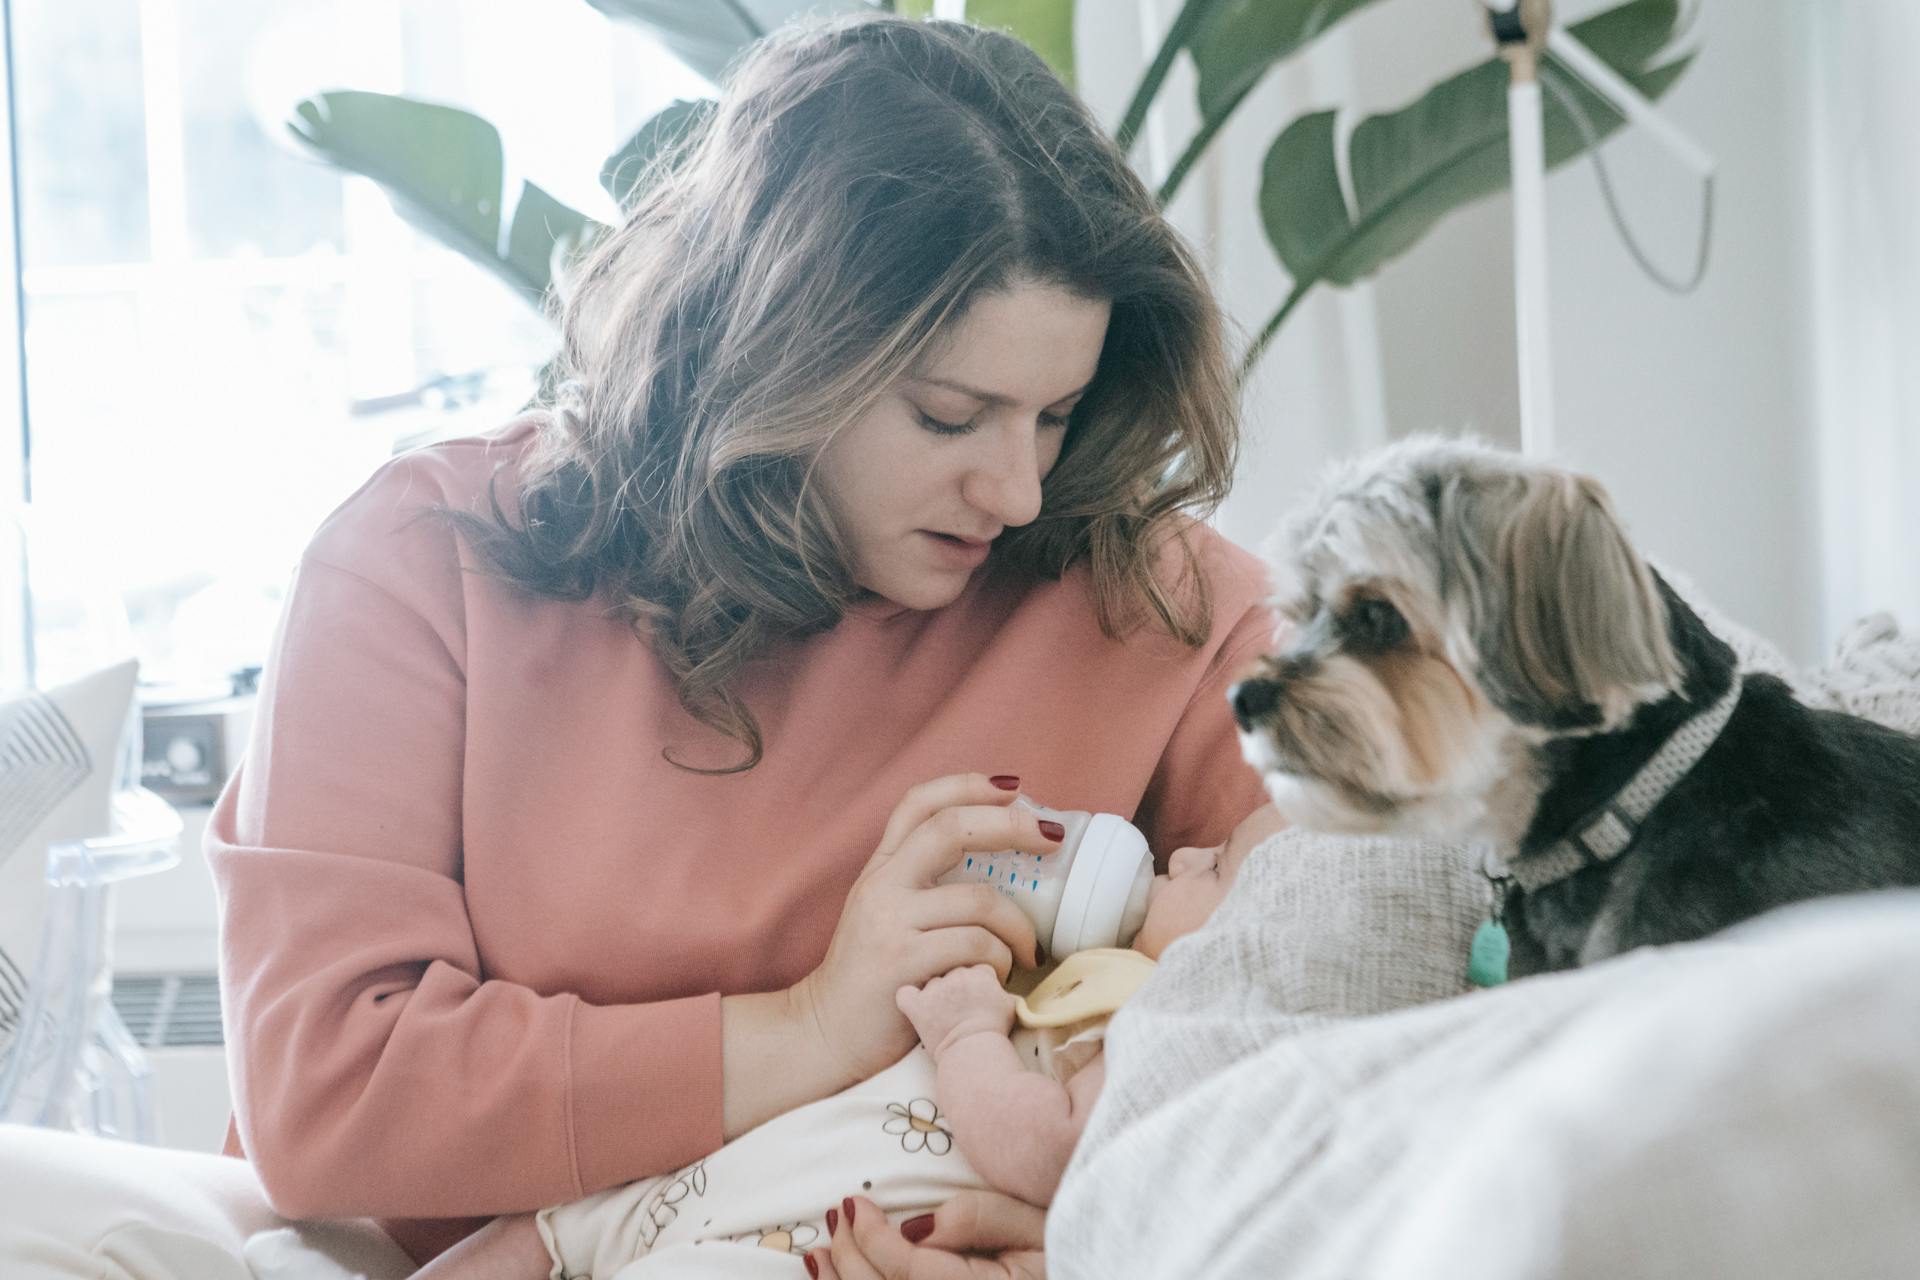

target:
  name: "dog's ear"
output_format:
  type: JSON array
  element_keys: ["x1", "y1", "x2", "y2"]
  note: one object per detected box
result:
[{"x1": 1438, "y1": 468, "x2": 1681, "y2": 730}]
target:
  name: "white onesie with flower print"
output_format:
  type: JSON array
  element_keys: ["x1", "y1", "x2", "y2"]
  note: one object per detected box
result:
[
  {"x1": 535, "y1": 1047, "x2": 980, "y2": 1278},
  {"x1": 536, "y1": 952, "x2": 1147, "y2": 1278}
]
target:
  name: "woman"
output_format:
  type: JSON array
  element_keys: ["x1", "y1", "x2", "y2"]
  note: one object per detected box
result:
[{"x1": 0, "y1": 14, "x2": 1270, "y2": 1277}]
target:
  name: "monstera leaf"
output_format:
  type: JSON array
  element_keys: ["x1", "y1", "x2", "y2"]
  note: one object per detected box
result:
[
  {"x1": 894, "y1": 0, "x2": 1075, "y2": 86},
  {"x1": 288, "y1": 90, "x2": 602, "y2": 308},
  {"x1": 1189, "y1": 0, "x2": 1383, "y2": 124},
  {"x1": 1118, "y1": 0, "x2": 1385, "y2": 197},
  {"x1": 1245, "y1": 0, "x2": 1690, "y2": 371},
  {"x1": 583, "y1": 0, "x2": 879, "y2": 83},
  {"x1": 600, "y1": 98, "x2": 717, "y2": 211},
  {"x1": 281, "y1": 0, "x2": 1698, "y2": 380}
]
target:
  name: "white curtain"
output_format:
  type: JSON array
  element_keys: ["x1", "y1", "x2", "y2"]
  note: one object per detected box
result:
[
  {"x1": 0, "y1": 23, "x2": 24, "y2": 692},
  {"x1": 1807, "y1": 2, "x2": 1920, "y2": 640}
]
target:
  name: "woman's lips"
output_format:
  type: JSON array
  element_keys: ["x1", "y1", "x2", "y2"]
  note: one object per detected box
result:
[{"x1": 921, "y1": 530, "x2": 993, "y2": 566}]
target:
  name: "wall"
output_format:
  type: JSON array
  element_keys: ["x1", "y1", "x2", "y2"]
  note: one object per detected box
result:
[
  {"x1": 1088, "y1": 0, "x2": 1829, "y2": 661},
  {"x1": 1806, "y1": 1, "x2": 1920, "y2": 642}
]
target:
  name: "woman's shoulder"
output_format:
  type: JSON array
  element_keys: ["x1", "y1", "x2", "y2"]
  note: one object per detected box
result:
[
  {"x1": 998, "y1": 519, "x2": 1272, "y2": 661},
  {"x1": 1122, "y1": 518, "x2": 1273, "y2": 647},
  {"x1": 1168, "y1": 520, "x2": 1271, "y2": 628},
  {"x1": 301, "y1": 413, "x2": 543, "y2": 585}
]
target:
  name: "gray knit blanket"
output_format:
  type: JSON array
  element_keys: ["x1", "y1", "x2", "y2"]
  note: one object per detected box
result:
[{"x1": 1050, "y1": 605, "x2": 1920, "y2": 1279}]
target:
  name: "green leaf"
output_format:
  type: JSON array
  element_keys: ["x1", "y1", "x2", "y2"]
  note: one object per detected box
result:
[
  {"x1": 963, "y1": 0, "x2": 1074, "y2": 87},
  {"x1": 505, "y1": 183, "x2": 601, "y2": 300},
  {"x1": 599, "y1": 98, "x2": 717, "y2": 211},
  {"x1": 1188, "y1": 0, "x2": 1384, "y2": 124},
  {"x1": 287, "y1": 90, "x2": 602, "y2": 311},
  {"x1": 1251, "y1": 0, "x2": 1690, "y2": 361},
  {"x1": 584, "y1": 1, "x2": 875, "y2": 83},
  {"x1": 893, "y1": 1, "x2": 1075, "y2": 86},
  {"x1": 1116, "y1": 0, "x2": 1235, "y2": 152},
  {"x1": 1153, "y1": 0, "x2": 1386, "y2": 204}
]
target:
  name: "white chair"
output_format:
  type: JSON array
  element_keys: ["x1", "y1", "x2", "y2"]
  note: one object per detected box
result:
[
  {"x1": 1, "y1": 502, "x2": 186, "y2": 1142},
  {"x1": 0, "y1": 785, "x2": 182, "y2": 1141}
]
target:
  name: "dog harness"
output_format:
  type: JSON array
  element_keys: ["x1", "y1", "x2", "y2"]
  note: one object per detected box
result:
[{"x1": 1468, "y1": 675, "x2": 1747, "y2": 986}]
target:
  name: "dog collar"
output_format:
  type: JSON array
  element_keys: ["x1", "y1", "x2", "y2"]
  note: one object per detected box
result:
[{"x1": 1501, "y1": 675, "x2": 1746, "y2": 895}]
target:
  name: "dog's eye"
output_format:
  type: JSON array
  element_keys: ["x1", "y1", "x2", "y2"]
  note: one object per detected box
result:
[{"x1": 1344, "y1": 597, "x2": 1409, "y2": 652}]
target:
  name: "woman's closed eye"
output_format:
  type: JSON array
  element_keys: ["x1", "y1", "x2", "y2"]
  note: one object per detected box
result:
[
  {"x1": 916, "y1": 409, "x2": 975, "y2": 437},
  {"x1": 914, "y1": 407, "x2": 1075, "y2": 438}
]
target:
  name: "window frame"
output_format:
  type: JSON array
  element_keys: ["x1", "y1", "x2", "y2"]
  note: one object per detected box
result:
[{"x1": 2, "y1": 0, "x2": 31, "y2": 689}]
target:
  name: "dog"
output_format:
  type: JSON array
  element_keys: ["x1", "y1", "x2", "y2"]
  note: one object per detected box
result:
[{"x1": 1228, "y1": 436, "x2": 1920, "y2": 977}]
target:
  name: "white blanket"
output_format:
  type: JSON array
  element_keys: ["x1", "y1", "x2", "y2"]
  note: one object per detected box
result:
[{"x1": 1051, "y1": 610, "x2": 1920, "y2": 1278}]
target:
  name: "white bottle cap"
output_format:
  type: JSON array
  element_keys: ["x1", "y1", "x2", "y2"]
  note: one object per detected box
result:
[
  {"x1": 1117, "y1": 861, "x2": 1153, "y2": 947},
  {"x1": 1049, "y1": 812, "x2": 1153, "y2": 956}
]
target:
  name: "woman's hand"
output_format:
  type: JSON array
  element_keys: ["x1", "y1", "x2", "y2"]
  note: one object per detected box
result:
[
  {"x1": 793, "y1": 774, "x2": 1060, "y2": 1086},
  {"x1": 809, "y1": 1191, "x2": 1047, "y2": 1279},
  {"x1": 896, "y1": 964, "x2": 1018, "y2": 1058}
]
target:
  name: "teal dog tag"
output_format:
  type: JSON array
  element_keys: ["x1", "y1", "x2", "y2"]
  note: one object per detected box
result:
[{"x1": 1466, "y1": 918, "x2": 1510, "y2": 987}]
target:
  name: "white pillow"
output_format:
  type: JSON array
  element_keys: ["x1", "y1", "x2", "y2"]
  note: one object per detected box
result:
[{"x1": 0, "y1": 658, "x2": 139, "y2": 1057}]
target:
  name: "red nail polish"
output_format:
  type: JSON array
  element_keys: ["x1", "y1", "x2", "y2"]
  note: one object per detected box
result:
[
  {"x1": 826, "y1": 1208, "x2": 838, "y2": 1236},
  {"x1": 843, "y1": 1197, "x2": 856, "y2": 1227},
  {"x1": 990, "y1": 774, "x2": 1020, "y2": 790},
  {"x1": 901, "y1": 1214, "x2": 936, "y2": 1244},
  {"x1": 805, "y1": 1253, "x2": 820, "y2": 1278},
  {"x1": 1039, "y1": 819, "x2": 1066, "y2": 841}
]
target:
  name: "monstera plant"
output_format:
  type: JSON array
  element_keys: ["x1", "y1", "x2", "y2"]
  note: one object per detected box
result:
[{"x1": 287, "y1": 0, "x2": 1693, "y2": 382}]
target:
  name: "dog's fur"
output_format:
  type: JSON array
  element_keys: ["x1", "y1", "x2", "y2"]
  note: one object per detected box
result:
[{"x1": 1230, "y1": 436, "x2": 1920, "y2": 975}]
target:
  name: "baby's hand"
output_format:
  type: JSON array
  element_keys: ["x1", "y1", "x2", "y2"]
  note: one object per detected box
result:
[{"x1": 895, "y1": 964, "x2": 1018, "y2": 1058}]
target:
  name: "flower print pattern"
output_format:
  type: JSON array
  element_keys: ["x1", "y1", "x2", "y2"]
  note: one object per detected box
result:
[
  {"x1": 636, "y1": 1161, "x2": 709, "y2": 1249},
  {"x1": 731, "y1": 1222, "x2": 822, "y2": 1254},
  {"x1": 882, "y1": 1097, "x2": 953, "y2": 1156}
]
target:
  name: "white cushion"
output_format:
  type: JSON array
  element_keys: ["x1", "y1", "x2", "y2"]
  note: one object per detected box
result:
[{"x1": 0, "y1": 658, "x2": 139, "y2": 1057}]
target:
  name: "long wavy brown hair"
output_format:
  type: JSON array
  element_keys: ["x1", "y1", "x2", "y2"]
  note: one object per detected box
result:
[{"x1": 440, "y1": 13, "x2": 1240, "y2": 772}]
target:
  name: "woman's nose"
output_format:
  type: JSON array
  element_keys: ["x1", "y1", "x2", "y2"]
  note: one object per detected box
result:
[{"x1": 961, "y1": 422, "x2": 1045, "y2": 528}]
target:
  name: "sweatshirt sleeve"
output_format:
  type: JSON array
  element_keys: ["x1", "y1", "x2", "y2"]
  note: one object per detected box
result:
[
  {"x1": 208, "y1": 550, "x2": 723, "y2": 1221},
  {"x1": 1133, "y1": 596, "x2": 1279, "y2": 856}
]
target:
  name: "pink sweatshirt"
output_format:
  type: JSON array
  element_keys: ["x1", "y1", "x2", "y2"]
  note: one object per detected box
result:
[{"x1": 207, "y1": 416, "x2": 1273, "y2": 1263}]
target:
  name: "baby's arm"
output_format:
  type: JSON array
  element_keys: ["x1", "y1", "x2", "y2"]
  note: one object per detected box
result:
[
  {"x1": 896, "y1": 965, "x2": 1104, "y2": 1207},
  {"x1": 410, "y1": 1212, "x2": 551, "y2": 1280}
]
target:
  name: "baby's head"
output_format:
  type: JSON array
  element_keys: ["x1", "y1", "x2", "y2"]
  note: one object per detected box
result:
[{"x1": 1130, "y1": 804, "x2": 1286, "y2": 959}]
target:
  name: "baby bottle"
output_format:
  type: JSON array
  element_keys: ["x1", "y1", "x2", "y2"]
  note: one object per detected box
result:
[{"x1": 936, "y1": 797, "x2": 1154, "y2": 958}]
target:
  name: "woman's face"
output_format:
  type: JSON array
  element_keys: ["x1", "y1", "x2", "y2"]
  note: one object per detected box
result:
[{"x1": 816, "y1": 278, "x2": 1111, "y2": 611}]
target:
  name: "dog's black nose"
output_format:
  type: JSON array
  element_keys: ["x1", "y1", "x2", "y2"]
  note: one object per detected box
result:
[{"x1": 1229, "y1": 678, "x2": 1282, "y2": 729}]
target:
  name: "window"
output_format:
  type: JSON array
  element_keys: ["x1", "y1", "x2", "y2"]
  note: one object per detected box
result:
[{"x1": 11, "y1": 0, "x2": 706, "y2": 692}]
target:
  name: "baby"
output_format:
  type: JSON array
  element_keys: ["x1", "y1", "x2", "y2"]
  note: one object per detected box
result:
[
  {"x1": 891, "y1": 801, "x2": 1286, "y2": 1210},
  {"x1": 414, "y1": 804, "x2": 1285, "y2": 1279}
]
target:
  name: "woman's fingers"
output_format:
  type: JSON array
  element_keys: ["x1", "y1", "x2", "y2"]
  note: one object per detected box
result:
[
  {"x1": 918, "y1": 926, "x2": 1015, "y2": 985},
  {"x1": 910, "y1": 1191, "x2": 1050, "y2": 1256},
  {"x1": 801, "y1": 776, "x2": 1051, "y2": 1082},
  {"x1": 889, "y1": 803, "x2": 1064, "y2": 888},
  {"x1": 823, "y1": 1199, "x2": 887, "y2": 1280},
  {"x1": 837, "y1": 1196, "x2": 1044, "y2": 1280},
  {"x1": 838, "y1": 1197, "x2": 966, "y2": 1279},
  {"x1": 872, "y1": 775, "x2": 1021, "y2": 863},
  {"x1": 810, "y1": 1243, "x2": 865, "y2": 1280},
  {"x1": 908, "y1": 884, "x2": 1041, "y2": 969}
]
